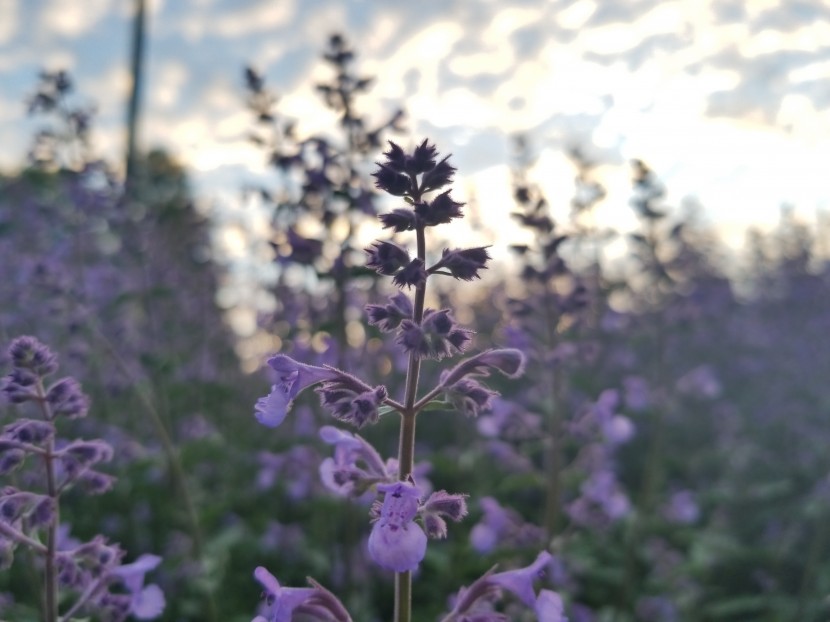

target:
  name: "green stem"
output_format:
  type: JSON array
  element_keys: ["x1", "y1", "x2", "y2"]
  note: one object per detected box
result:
[
  {"x1": 33, "y1": 380, "x2": 59, "y2": 622},
  {"x1": 394, "y1": 213, "x2": 427, "y2": 622},
  {"x1": 542, "y1": 281, "x2": 564, "y2": 539}
]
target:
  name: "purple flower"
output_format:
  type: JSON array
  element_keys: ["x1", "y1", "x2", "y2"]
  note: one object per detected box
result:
[
  {"x1": 444, "y1": 378, "x2": 499, "y2": 418},
  {"x1": 254, "y1": 356, "x2": 337, "y2": 428},
  {"x1": 535, "y1": 589, "x2": 566, "y2": 622},
  {"x1": 378, "y1": 208, "x2": 418, "y2": 232},
  {"x1": 662, "y1": 490, "x2": 700, "y2": 524},
  {"x1": 396, "y1": 309, "x2": 472, "y2": 360},
  {"x1": 368, "y1": 481, "x2": 427, "y2": 572},
  {"x1": 365, "y1": 241, "x2": 410, "y2": 276},
  {"x1": 420, "y1": 156, "x2": 456, "y2": 193},
  {"x1": 8, "y1": 336, "x2": 58, "y2": 376},
  {"x1": 372, "y1": 164, "x2": 411, "y2": 196},
  {"x1": 489, "y1": 551, "x2": 552, "y2": 608},
  {"x1": 392, "y1": 258, "x2": 428, "y2": 289},
  {"x1": 430, "y1": 247, "x2": 491, "y2": 281},
  {"x1": 469, "y1": 496, "x2": 543, "y2": 554},
  {"x1": 253, "y1": 567, "x2": 318, "y2": 622},
  {"x1": 420, "y1": 490, "x2": 469, "y2": 539},
  {"x1": 414, "y1": 190, "x2": 463, "y2": 225},
  {"x1": 440, "y1": 349, "x2": 526, "y2": 387},
  {"x1": 317, "y1": 380, "x2": 388, "y2": 428},
  {"x1": 567, "y1": 470, "x2": 631, "y2": 529},
  {"x1": 252, "y1": 567, "x2": 352, "y2": 622},
  {"x1": 112, "y1": 554, "x2": 165, "y2": 620},
  {"x1": 676, "y1": 364, "x2": 721, "y2": 399},
  {"x1": 443, "y1": 552, "x2": 563, "y2": 621},
  {"x1": 318, "y1": 425, "x2": 389, "y2": 496},
  {"x1": 366, "y1": 291, "x2": 413, "y2": 332}
]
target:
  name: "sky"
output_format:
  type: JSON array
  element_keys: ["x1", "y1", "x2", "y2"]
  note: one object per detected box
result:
[{"x1": 3, "y1": 0, "x2": 830, "y2": 250}]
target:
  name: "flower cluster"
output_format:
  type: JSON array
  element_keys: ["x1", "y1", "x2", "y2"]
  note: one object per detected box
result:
[
  {"x1": 251, "y1": 141, "x2": 559, "y2": 621},
  {"x1": 1, "y1": 336, "x2": 164, "y2": 622}
]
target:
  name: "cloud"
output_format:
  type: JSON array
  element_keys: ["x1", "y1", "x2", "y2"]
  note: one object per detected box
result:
[{"x1": 39, "y1": 0, "x2": 113, "y2": 38}]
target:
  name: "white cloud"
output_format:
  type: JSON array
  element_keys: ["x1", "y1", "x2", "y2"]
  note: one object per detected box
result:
[
  {"x1": 40, "y1": 0, "x2": 112, "y2": 37},
  {"x1": 0, "y1": 0, "x2": 17, "y2": 44}
]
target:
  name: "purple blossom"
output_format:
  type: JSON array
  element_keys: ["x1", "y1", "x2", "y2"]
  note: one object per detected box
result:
[
  {"x1": 252, "y1": 567, "x2": 352, "y2": 622},
  {"x1": 430, "y1": 247, "x2": 491, "y2": 281},
  {"x1": 675, "y1": 364, "x2": 721, "y2": 399},
  {"x1": 397, "y1": 309, "x2": 472, "y2": 360},
  {"x1": 318, "y1": 425, "x2": 390, "y2": 496},
  {"x1": 489, "y1": 552, "x2": 553, "y2": 608},
  {"x1": 7, "y1": 336, "x2": 58, "y2": 377},
  {"x1": 567, "y1": 470, "x2": 631, "y2": 529},
  {"x1": 442, "y1": 552, "x2": 564, "y2": 621},
  {"x1": 111, "y1": 554, "x2": 165, "y2": 620},
  {"x1": 444, "y1": 378, "x2": 499, "y2": 418},
  {"x1": 372, "y1": 163, "x2": 411, "y2": 196},
  {"x1": 440, "y1": 349, "x2": 526, "y2": 387},
  {"x1": 378, "y1": 208, "x2": 418, "y2": 232},
  {"x1": 414, "y1": 190, "x2": 463, "y2": 225},
  {"x1": 366, "y1": 291, "x2": 413, "y2": 332},
  {"x1": 662, "y1": 490, "x2": 700, "y2": 524},
  {"x1": 420, "y1": 156, "x2": 456, "y2": 193},
  {"x1": 368, "y1": 481, "x2": 427, "y2": 572},
  {"x1": 254, "y1": 355, "x2": 337, "y2": 428},
  {"x1": 469, "y1": 496, "x2": 543, "y2": 554},
  {"x1": 317, "y1": 379, "x2": 388, "y2": 428},
  {"x1": 392, "y1": 258, "x2": 428, "y2": 289},
  {"x1": 365, "y1": 241, "x2": 410, "y2": 276},
  {"x1": 420, "y1": 490, "x2": 469, "y2": 539}
]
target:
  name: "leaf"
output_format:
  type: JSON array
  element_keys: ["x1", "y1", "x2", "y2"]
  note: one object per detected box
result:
[{"x1": 418, "y1": 400, "x2": 452, "y2": 413}]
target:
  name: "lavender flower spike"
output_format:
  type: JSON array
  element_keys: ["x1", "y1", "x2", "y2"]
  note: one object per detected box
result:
[{"x1": 255, "y1": 355, "x2": 337, "y2": 428}]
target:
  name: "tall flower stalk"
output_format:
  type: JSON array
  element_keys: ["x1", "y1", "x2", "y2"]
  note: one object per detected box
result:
[
  {"x1": 251, "y1": 140, "x2": 562, "y2": 622},
  {"x1": 1, "y1": 336, "x2": 164, "y2": 622}
]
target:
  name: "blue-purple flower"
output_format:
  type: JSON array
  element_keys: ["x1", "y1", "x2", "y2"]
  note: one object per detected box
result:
[
  {"x1": 396, "y1": 309, "x2": 472, "y2": 360},
  {"x1": 111, "y1": 554, "x2": 165, "y2": 620},
  {"x1": 252, "y1": 566, "x2": 352, "y2": 622},
  {"x1": 429, "y1": 247, "x2": 491, "y2": 281},
  {"x1": 366, "y1": 291, "x2": 413, "y2": 332},
  {"x1": 255, "y1": 356, "x2": 337, "y2": 428},
  {"x1": 368, "y1": 481, "x2": 427, "y2": 572},
  {"x1": 441, "y1": 551, "x2": 564, "y2": 621}
]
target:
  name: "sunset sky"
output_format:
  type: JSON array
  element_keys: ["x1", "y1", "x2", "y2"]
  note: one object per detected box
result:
[{"x1": 2, "y1": 0, "x2": 829, "y2": 249}]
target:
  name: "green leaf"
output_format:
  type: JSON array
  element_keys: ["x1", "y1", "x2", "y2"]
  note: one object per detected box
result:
[{"x1": 418, "y1": 400, "x2": 453, "y2": 413}]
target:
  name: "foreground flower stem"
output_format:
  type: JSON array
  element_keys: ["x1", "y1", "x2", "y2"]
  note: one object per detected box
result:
[
  {"x1": 395, "y1": 211, "x2": 427, "y2": 622},
  {"x1": 35, "y1": 380, "x2": 59, "y2": 622}
]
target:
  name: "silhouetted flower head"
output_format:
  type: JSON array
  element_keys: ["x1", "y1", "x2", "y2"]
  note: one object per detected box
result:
[
  {"x1": 365, "y1": 241, "x2": 410, "y2": 276},
  {"x1": 392, "y1": 258, "x2": 428, "y2": 289},
  {"x1": 366, "y1": 292, "x2": 413, "y2": 332},
  {"x1": 414, "y1": 191, "x2": 464, "y2": 226},
  {"x1": 396, "y1": 309, "x2": 472, "y2": 360},
  {"x1": 373, "y1": 140, "x2": 457, "y2": 201},
  {"x1": 430, "y1": 247, "x2": 491, "y2": 281}
]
